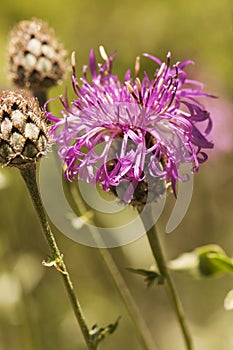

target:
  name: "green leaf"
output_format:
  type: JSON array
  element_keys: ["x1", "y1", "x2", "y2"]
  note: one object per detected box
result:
[
  {"x1": 169, "y1": 244, "x2": 233, "y2": 278},
  {"x1": 90, "y1": 316, "x2": 121, "y2": 349},
  {"x1": 202, "y1": 252, "x2": 233, "y2": 274},
  {"x1": 127, "y1": 267, "x2": 164, "y2": 287},
  {"x1": 224, "y1": 289, "x2": 233, "y2": 310},
  {"x1": 197, "y1": 245, "x2": 233, "y2": 276}
]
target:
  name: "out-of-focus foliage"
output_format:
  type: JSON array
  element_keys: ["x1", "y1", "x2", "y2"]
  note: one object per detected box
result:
[
  {"x1": 169, "y1": 245, "x2": 233, "y2": 278},
  {"x1": 0, "y1": 0, "x2": 232, "y2": 349}
]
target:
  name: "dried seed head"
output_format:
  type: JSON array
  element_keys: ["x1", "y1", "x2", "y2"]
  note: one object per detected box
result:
[
  {"x1": 8, "y1": 18, "x2": 68, "y2": 91},
  {"x1": 0, "y1": 90, "x2": 50, "y2": 167}
]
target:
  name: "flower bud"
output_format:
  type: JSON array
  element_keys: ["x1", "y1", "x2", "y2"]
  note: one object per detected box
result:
[
  {"x1": 0, "y1": 90, "x2": 50, "y2": 167},
  {"x1": 106, "y1": 133, "x2": 167, "y2": 211},
  {"x1": 8, "y1": 18, "x2": 68, "y2": 91},
  {"x1": 168, "y1": 244, "x2": 233, "y2": 278}
]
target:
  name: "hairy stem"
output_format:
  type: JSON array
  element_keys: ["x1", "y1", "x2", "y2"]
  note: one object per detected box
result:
[
  {"x1": 98, "y1": 246, "x2": 157, "y2": 350},
  {"x1": 67, "y1": 183, "x2": 157, "y2": 350},
  {"x1": 143, "y1": 207, "x2": 194, "y2": 350},
  {"x1": 20, "y1": 163, "x2": 94, "y2": 350}
]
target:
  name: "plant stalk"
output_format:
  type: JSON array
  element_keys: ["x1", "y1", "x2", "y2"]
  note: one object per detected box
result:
[
  {"x1": 98, "y1": 246, "x2": 157, "y2": 350},
  {"x1": 143, "y1": 207, "x2": 194, "y2": 350},
  {"x1": 20, "y1": 163, "x2": 94, "y2": 350},
  {"x1": 66, "y1": 183, "x2": 157, "y2": 350}
]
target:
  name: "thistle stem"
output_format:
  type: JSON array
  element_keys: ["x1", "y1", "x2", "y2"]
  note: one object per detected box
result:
[
  {"x1": 143, "y1": 207, "x2": 194, "y2": 350},
  {"x1": 20, "y1": 163, "x2": 94, "y2": 350},
  {"x1": 66, "y1": 183, "x2": 157, "y2": 350},
  {"x1": 98, "y1": 246, "x2": 157, "y2": 350}
]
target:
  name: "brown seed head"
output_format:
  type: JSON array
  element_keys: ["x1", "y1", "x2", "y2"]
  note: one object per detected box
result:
[
  {"x1": 0, "y1": 90, "x2": 50, "y2": 167},
  {"x1": 8, "y1": 18, "x2": 68, "y2": 91}
]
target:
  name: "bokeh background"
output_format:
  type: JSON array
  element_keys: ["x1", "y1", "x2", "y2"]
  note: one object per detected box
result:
[{"x1": 0, "y1": 0, "x2": 233, "y2": 349}]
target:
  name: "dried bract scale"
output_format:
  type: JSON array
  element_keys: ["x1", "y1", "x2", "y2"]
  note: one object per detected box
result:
[
  {"x1": 8, "y1": 18, "x2": 68, "y2": 91},
  {"x1": 0, "y1": 90, "x2": 50, "y2": 167}
]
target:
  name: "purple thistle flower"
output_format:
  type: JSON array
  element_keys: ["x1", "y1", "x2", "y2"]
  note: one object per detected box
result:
[{"x1": 47, "y1": 46, "x2": 214, "y2": 208}]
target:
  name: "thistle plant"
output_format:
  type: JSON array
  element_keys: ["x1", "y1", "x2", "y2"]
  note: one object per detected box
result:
[{"x1": 47, "y1": 47, "x2": 215, "y2": 350}]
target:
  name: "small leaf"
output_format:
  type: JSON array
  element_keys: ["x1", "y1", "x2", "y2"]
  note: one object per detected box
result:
[
  {"x1": 42, "y1": 256, "x2": 57, "y2": 268},
  {"x1": 42, "y1": 255, "x2": 67, "y2": 274},
  {"x1": 90, "y1": 316, "x2": 121, "y2": 349},
  {"x1": 127, "y1": 267, "x2": 164, "y2": 286},
  {"x1": 224, "y1": 289, "x2": 233, "y2": 310}
]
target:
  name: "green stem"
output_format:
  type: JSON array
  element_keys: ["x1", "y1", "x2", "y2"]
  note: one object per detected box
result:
[
  {"x1": 144, "y1": 207, "x2": 194, "y2": 350},
  {"x1": 66, "y1": 184, "x2": 157, "y2": 350},
  {"x1": 98, "y1": 246, "x2": 157, "y2": 350},
  {"x1": 20, "y1": 163, "x2": 94, "y2": 350}
]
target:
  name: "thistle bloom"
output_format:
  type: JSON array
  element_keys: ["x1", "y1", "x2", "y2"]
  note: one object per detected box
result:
[{"x1": 47, "y1": 47, "x2": 214, "y2": 208}]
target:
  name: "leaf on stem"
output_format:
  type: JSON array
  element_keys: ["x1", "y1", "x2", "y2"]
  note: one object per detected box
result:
[
  {"x1": 89, "y1": 316, "x2": 121, "y2": 349},
  {"x1": 127, "y1": 267, "x2": 164, "y2": 287},
  {"x1": 42, "y1": 255, "x2": 67, "y2": 274}
]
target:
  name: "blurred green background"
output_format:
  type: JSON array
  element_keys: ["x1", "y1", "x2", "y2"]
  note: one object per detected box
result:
[{"x1": 0, "y1": 0, "x2": 233, "y2": 349}]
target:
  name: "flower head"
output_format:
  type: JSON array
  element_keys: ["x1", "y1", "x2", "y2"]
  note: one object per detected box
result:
[
  {"x1": 0, "y1": 90, "x2": 50, "y2": 167},
  {"x1": 8, "y1": 18, "x2": 68, "y2": 92},
  {"x1": 47, "y1": 47, "x2": 214, "y2": 209}
]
